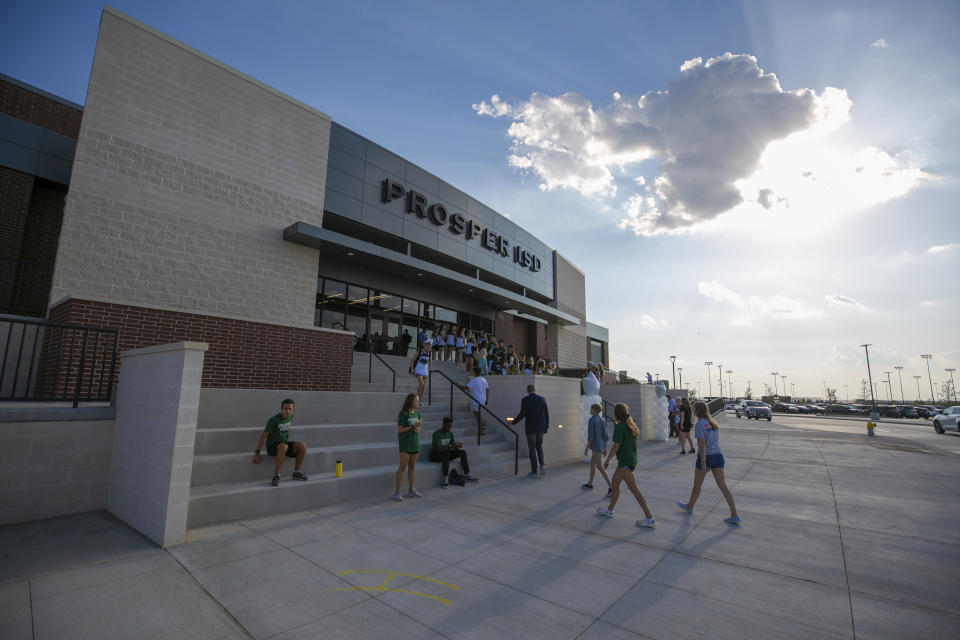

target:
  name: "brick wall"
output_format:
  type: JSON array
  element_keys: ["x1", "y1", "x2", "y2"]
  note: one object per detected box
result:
[
  {"x1": 0, "y1": 167, "x2": 33, "y2": 260},
  {"x1": 0, "y1": 79, "x2": 82, "y2": 138},
  {"x1": 50, "y1": 298, "x2": 354, "y2": 391}
]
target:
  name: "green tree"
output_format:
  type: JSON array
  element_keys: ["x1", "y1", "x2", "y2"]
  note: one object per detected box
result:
[
  {"x1": 826, "y1": 387, "x2": 838, "y2": 403},
  {"x1": 744, "y1": 385, "x2": 752, "y2": 400}
]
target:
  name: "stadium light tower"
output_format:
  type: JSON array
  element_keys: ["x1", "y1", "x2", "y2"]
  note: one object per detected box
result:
[
  {"x1": 894, "y1": 366, "x2": 905, "y2": 404},
  {"x1": 704, "y1": 362, "x2": 713, "y2": 397},
  {"x1": 921, "y1": 354, "x2": 934, "y2": 403}
]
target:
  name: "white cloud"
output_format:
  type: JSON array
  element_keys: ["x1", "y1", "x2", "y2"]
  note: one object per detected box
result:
[
  {"x1": 475, "y1": 52, "x2": 930, "y2": 237},
  {"x1": 870, "y1": 38, "x2": 889, "y2": 49},
  {"x1": 825, "y1": 294, "x2": 869, "y2": 312},
  {"x1": 920, "y1": 300, "x2": 940, "y2": 308},
  {"x1": 638, "y1": 314, "x2": 668, "y2": 328},
  {"x1": 697, "y1": 280, "x2": 823, "y2": 321},
  {"x1": 927, "y1": 243, "x2": 959, "y2": 254}
]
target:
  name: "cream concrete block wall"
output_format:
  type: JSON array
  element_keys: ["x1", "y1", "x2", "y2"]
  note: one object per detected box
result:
[
  {"x1": 485, "y1": 376, "x2": 583, "y2": 468},
  {"x1": 549, "y1": 253, "x2": 587, "y2": 368},
  {"x1": 52, "y1": 7, "x2": 330, "y2": 327},
  {"x1": 108, "y1": 342, "x2": 207, "y2": 547},
  {"x1": 0, "y1": 419, "x2": 114, "y2": 525}
]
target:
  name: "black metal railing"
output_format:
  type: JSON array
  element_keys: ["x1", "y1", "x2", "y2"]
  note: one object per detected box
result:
[
  {"x1": 367, "y1": 351, "x2": 396, "y2": 392},
  {"x1": 707, "y1": 397, "x2": 725, "y2": 416},
  {"x1": 0, "y1": 258, "x2": 52, "y2": 317},
  {"x1": 429, "y1": 369, "x2": 519, "y2": 475},
  {"x1": 602, "y1": 398, "x2": 617, "y2": 426},
  {"x1": 0, "y1": 316, "x2": 119, "y2": 407}
]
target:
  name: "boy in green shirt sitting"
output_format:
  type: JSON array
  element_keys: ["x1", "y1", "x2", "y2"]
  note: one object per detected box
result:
[
  {"x1": 252, "y1": 398, "x2": 309, "y2": 486},
  {"x1": 429, "y1": 417, "x2": 478, "y2": 488}
]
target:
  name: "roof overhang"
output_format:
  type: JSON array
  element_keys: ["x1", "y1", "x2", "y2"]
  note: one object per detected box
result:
[{"x1": 284, "y1": 221, "x2": 580, "y2": 326}]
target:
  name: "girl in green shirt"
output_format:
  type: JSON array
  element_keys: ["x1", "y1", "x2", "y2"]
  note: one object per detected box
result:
[
  {"x1": 394, "y1": 393, "x2": 423, "y2": 501},
  {"x1": 597, "y1": 403, "x2": 656, "y2": 527}
]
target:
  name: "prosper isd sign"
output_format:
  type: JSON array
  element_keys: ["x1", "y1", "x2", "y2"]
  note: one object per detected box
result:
[{"x1": 381, "y1": 178, "x2": 542, "y2": 273}]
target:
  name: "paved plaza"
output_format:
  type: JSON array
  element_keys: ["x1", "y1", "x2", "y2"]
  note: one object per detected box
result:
[{"x1": 2, "y1": 413, "x2": 959, "y2": 639}]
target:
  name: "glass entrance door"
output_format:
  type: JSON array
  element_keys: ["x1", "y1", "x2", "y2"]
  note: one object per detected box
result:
[{"x1": 369, "y1": 310, "x2": 401, "y2": 355}]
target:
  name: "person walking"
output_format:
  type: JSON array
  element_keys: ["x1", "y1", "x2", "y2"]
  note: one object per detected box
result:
[
  {"x1": 582, "y1": 403, "x2": 612, "y2": 494},
  {"x1": 596, "y1": 403, "x2": 656, "y2": 527},
  {"x1": 678, "y1": 397, "x2": 695, "y2": 454},
  {"x1": 677, "y1": 401, "x2": 741, "y2": 524},
  {"x1": 394, "y1": 393, "x2": 423, "y2": 501},
  {"x1": 408, "y1": 339, "x2": 432, "y2": 400},
  {"x1": 667, "y1": 394, "x2": 677, "y2": 439},
  {"x1": 513, "y1": 384, "x2": 549, "y2": 477}
]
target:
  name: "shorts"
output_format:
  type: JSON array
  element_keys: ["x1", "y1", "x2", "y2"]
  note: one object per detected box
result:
[
  {"x1": 400, "y1": 449, "x2": 420, "y2": 456},
  {"x1": 267, "y1": 441, "x2": 301, "y2": 457},
  {"x1": 617, "y1": 464, "x2": 635, "y2": 472},
  {"x1": 590, "y1": 450, "x2": 603, "y2": 464},
  {"x1": 696, "y1": 454, "x2": 725, "y2": 470},
  {"x1": 680, "y1": 425, "x2": 692, "y2": 432},
  {"x1": 471, "y1": 401, "x2": 481, "y2": 412}
]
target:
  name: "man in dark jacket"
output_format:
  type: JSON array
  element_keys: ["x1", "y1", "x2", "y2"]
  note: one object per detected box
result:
[{"x1": 513, "y1": 384, "x2": 550, "y2": 477}]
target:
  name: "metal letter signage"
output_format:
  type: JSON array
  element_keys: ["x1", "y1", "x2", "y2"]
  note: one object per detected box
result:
[{"x1": 380, "y1": 178, "x2": 540, "y2": 272}]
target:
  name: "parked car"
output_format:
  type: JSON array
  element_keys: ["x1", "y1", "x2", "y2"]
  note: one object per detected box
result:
[
  {"x1": 917, "y1": 405, "x2": 939, "y2": 418},
  {"x1": 878, "y1": 405, "x2": 902, "y2": 418},
  {"x1": 897, "y1": 405, "x2": 919, "y2": 419},
  {"x1": 724, "y1": 402, "x2": 736, "y2": 410},
  {"x1": 736, "y1": 400, "x2": 773, "y2": 421},
  {"x1": 849, "y1": 405, "x2": 870, "y2": 415},
  {"x1": 773, "y1": 403, "x2": 798, "y2": 414},
  {"x1": 915, "y1": 406, "x2": 935, "y2": 419},
  {"x1": 932, "y1": 406, "x2": 960, "y2": 434},
  {"x1": 827, "y1": 404, "x2": 853, "y2": 415},
  {"x1": 808, "y1": 405, "x2": 827, "y2": 415}
]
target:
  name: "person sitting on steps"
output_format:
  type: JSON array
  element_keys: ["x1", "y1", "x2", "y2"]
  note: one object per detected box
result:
[
  {"x1": 252, "y1": 398, "x2": 308, "y2": 486},
  {"x1": 430, "y1": 417, "x2": 478, "y2": 488}
]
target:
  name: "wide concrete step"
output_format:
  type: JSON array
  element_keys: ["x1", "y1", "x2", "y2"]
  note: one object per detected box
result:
[
  {"x1": 192, "y1": 431, "x2": 515, "y2": 486},
  {"x1": 194, "y1": 411, "x2": 480, "y2": 454},
  {"x1": 187, "y1": 450, "x2": 520, "y2": 528}
]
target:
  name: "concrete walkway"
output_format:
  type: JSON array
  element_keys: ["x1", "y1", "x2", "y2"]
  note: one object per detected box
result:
[{"x1": 2, "y1": 416, "x2": 959, "y2": 639}]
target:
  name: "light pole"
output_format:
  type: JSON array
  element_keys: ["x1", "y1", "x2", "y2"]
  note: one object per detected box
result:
[
  {"x1": 726, "y1": 370, "x2": 733, "y2": 399},
  {"x1": 771, "y1": 372, "x2": 779, "y2": 399},
  {"x1": 791, "y1": 382, "x2": 795, "y2": 397},
  {"x1": 781, "y1": 375, "x2": 787, "y2": 398},
  {"x1": 947, "y1": 368, "x2": 957, "y2": 402},
  {"x1": 717, "y1": 363, "x2": 724, "y2": 398},
  {"x1": 921, "y1": 354, "x2": 934, "y2": 403},
  {"x1": 697, "y1": 381, "x2": 702, "y2": 397},
  {"x1": 913, "y1": 375, "x2": 922, "y2": 401},
  {"x1": 844, "y1": 384, "x2": 849, "y2": 402},
  {"x1": 704, "y1": 362, "x2": 713, "y2": 398},
  {"x1": 894, "y1": 366, "x2": 905, "y2": 404},
  {"x1": 884, "y1": 372, "x2": 893, "y2": 403},
  {"x1": 670, "y1": 355, "x2": 676, "y2": 391},
  {"x1": 677, "y1": 367, "x2": 683, "y2": 390},
  {"x1": 861, "y1": 344, "x2": 876, "y2": 411}
]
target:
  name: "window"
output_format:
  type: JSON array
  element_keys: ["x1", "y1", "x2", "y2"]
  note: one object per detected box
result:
[{"x1": 319, "y1": 279, "x2": 346, "y2": 330}]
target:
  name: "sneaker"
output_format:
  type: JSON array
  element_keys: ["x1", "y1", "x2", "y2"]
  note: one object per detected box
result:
[
  {"x1": 596, "y1": 507, "x2": 614, "y2": 518},
  {"x1": 636, "y1": 517, "x2": 656, "y2": 528},
  {"x1": 441, "y1": 481, "x2": 448, "y2": 489},
  {"x1": 407, "y1": 488, "x2": 422, "y2": 498},
  {"x1": 539, "y1": 466, "x2": 547, "y2": 476},
  {"x1": 463, "y1": 474, "x2": 479, "y2": 482},
  {"x1": 527, "y1": 471, "x2": 539, "y2": 478},
  {"x1": 392, "y1": 491, "x2": 403, "y2": 502},
  {"x1": 680, "y1": 450, "x2": 686, "y2": 455},
  {"x1": 271, "y1": 475, "x2": 280, "y2": 487},
  {"x1": 606, "y1": 488, "x2": 613, "y2": 497},
  {"x1": 292, "y1": 470, "x2": 308, "y2": 481},
  {"x1": 677, "y1": 501, "x2": 693, "y2": 514},
  {"x1": 724, "y1": 516, "x2": 742, "y2": 525},
  {"x1": 582, "y1": 483, "x2": 594, "y2": 490}
]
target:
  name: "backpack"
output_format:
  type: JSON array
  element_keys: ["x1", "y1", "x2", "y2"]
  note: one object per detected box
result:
[{"x1": 449, "y1": 469, "x2": 466, "y2": 486}]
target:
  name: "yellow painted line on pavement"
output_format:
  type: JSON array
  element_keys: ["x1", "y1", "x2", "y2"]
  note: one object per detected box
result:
[{"x1": 333, "y1": 570, "x2": 460, "y2": 605}]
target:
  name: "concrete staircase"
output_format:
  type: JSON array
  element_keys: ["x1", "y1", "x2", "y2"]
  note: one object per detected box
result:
[{"x1": 186, "y1": 367, "x2": 517, "y2": 528}]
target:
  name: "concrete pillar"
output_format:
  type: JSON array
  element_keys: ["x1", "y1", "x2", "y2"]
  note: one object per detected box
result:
[{"x1": 107, "y1": 341, "x2": 207, "y2": 547}]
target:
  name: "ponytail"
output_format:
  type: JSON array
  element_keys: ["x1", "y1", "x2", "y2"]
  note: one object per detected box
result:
[
  {"x1": 614, "y1": 403, "x2": 640, "y2": 439},
  {"x1": 694, "y1": 401, "x2": 718, "y2": 430}
]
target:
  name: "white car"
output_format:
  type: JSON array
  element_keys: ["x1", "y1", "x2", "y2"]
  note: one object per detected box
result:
[
  {"x1": 736, "y1": 400, "x2": 773, "y2": 421},
  {"x1": 932, "y1": 407, "x2": 960, "y2": 434}
]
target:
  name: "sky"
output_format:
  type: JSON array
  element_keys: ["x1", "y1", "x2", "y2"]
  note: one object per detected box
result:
[{"x1": 2, "y1": 0, "x2": 958, "y2": 402}]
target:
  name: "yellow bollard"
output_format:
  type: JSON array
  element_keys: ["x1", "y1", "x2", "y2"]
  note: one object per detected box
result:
[
  {"x1": 335, "y1": 458, "x2": 343, "y2": 478},
  {"x1": 866, "y1": 420, "x2": 876, "y2": 437}
]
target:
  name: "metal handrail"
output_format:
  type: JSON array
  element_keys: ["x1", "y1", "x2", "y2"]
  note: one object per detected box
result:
[
  {"x1": 0, "y1": 315, "x2": 119, "y2": 407},
  {"x1": 602, "y1": 398, "x2": 617, "y2": 425},
  {"x1": 429, "y1": 368, "x2": 519, "y2": 475},
  {"x1": 367, "y1": 350, "x2": 396, "y2": 392}
]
